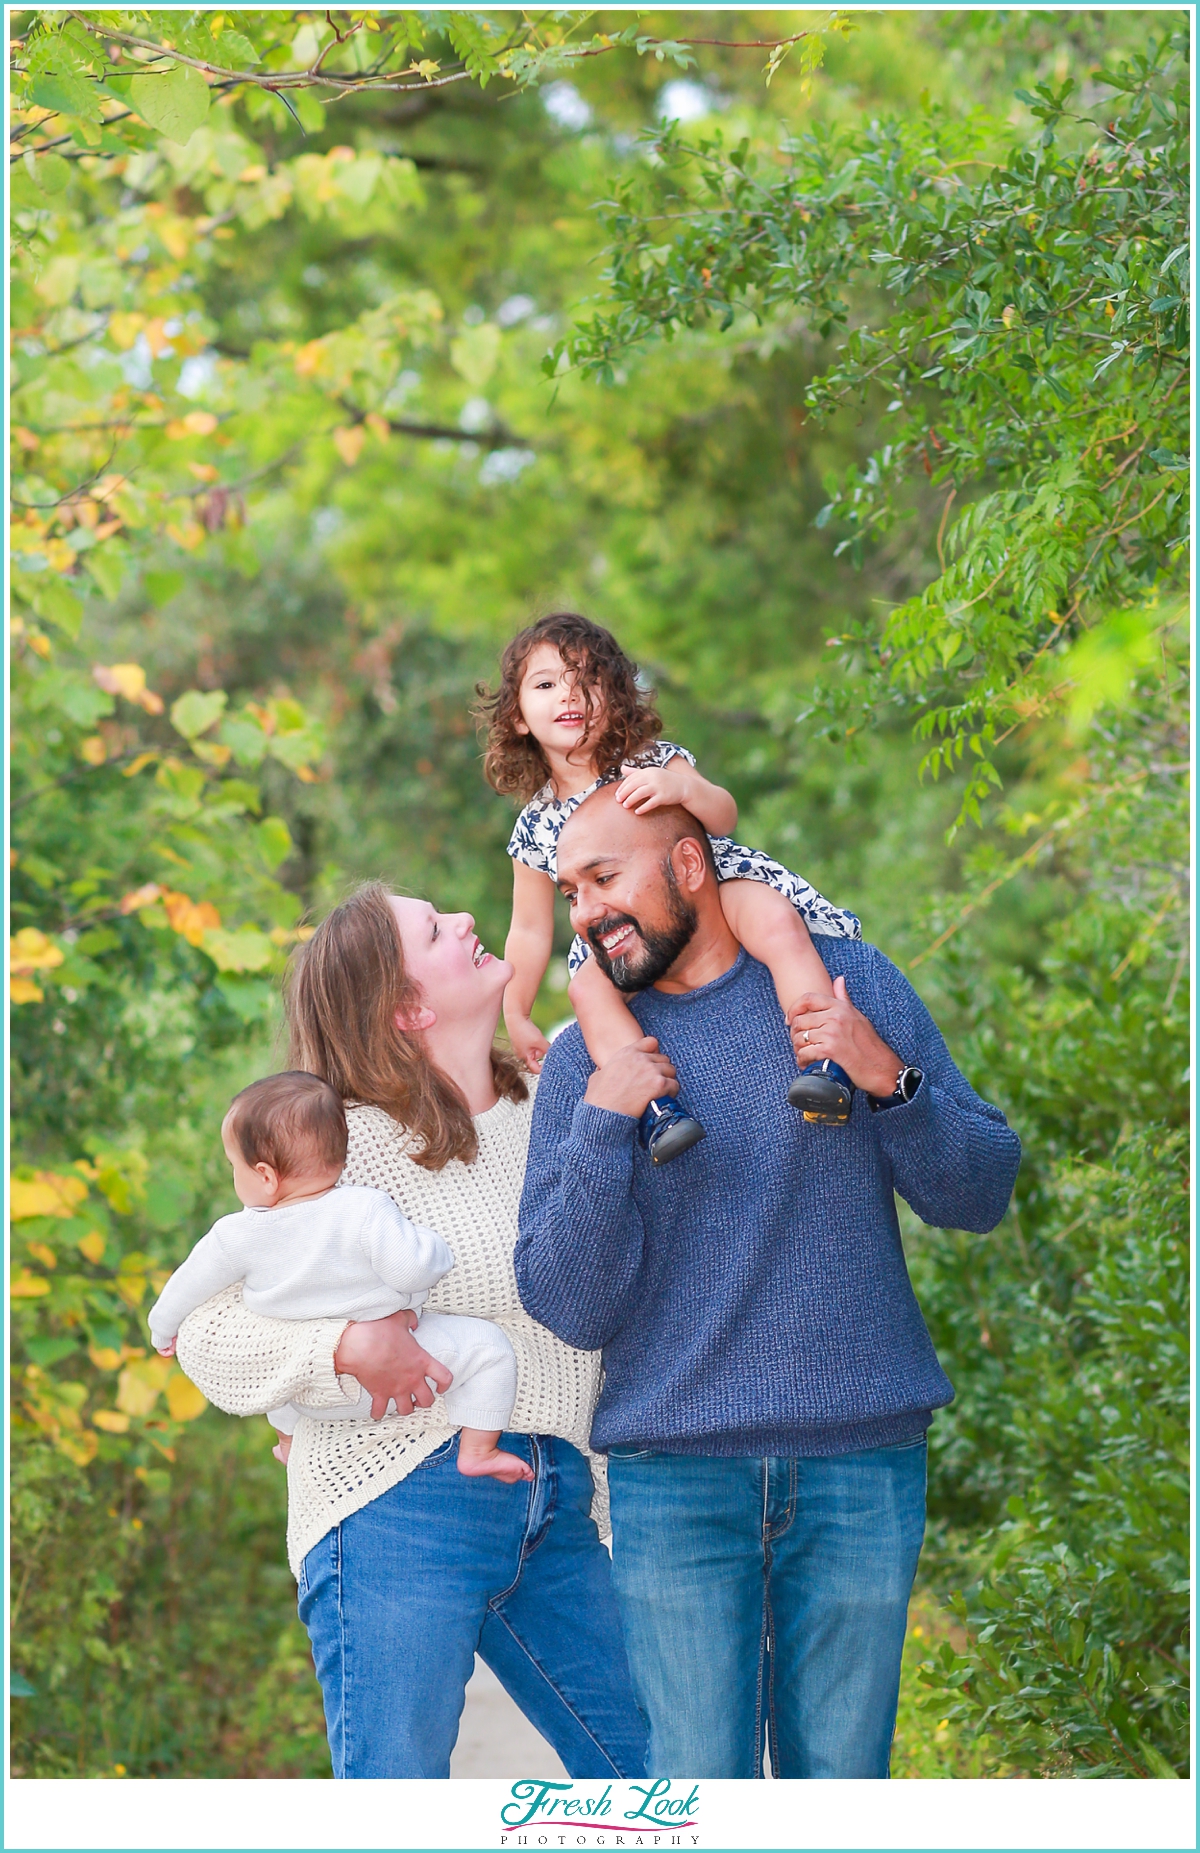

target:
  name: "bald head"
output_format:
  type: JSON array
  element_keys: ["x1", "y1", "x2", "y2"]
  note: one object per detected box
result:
[
  {"x1": 556, "y1": 783, "x2": 733, "y2": 994},
  {"x1": 557, "y1": 782, "x2": 714, "y2": 878}
]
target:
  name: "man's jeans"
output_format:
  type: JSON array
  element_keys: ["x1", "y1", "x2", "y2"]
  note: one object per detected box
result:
[
  {"x1": 299, "y1": 1432, "x2": 647, "y2": 1778},
  {"x1": 607, "y1": 1437, "x2": 927, "y2": 1778}
]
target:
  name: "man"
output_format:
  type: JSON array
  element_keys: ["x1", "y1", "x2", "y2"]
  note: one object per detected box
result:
[{"x1": 513, "y1": 786, "x2": 1021, "y2": 1779}]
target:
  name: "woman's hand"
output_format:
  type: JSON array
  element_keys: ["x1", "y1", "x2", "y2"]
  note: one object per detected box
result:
[
  {"x1": 334, "y1": 1310, "x2": 454, "y2": 1419},
  {"x1": 506, "y1": 1012, "x2": 551, "y2": 1074}
]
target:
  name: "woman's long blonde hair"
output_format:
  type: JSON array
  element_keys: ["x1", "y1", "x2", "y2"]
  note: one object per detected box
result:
[{"x1": 285, "y1": 881, "x2": 527, "y2": 1171}]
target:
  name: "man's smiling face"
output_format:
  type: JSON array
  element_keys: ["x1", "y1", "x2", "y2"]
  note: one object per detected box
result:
[{"x1": 556, "y1": 788, "x2": 701, "y2": 992}]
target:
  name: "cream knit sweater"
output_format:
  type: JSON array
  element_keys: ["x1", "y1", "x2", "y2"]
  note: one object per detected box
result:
[{"x1": 175, "y1": 1091, "x2": 606, "y2": 1578}]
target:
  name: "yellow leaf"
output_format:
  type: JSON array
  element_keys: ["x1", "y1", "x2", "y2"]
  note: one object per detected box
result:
[
  {"x1": 294, "y1": 339, "x2": 326, "y2": 378},
  {"x1": 107, "y1": 311, "x2": 144, "y2": 351},
  {"x1": 365, "y1": 412, "x2": 390, "y2": 443},
  {"x1": 78, "y1": 1231, "x2": 107, "y2": 1265},
  {"x1": 116, "y1": 1357, "x2": 172, "y2": 1416},
  {"x1": 161, "y1": 891, "x2": 221, "y2": 946},
  {"x1": 89, "y1": 1346, "x2": 123, "y2": 1371},
  {"x1": 92, "y1": 662, "x2": 146, "y2": 702},
  {"x1": 11, "y1": 929, "x2": 65, "y2": 976},
  {"x1": 166, "y1": 521, "x2": 205, "y2": 551},
  {"x1": 58, "y1": 1430, "x2": 98, "y2": 1467},
  {"x1": 165, "y1": 1371, "x2": 207, "y2": 1422},
  {"x1": 122, "y1": 754, "x2": 159, "y2": 779},
  {"x1": 187, "y1": 461, "x2": 220, "y2": 482},
  {"x1": 332, "y1": 425, "x2": 366, "y2": 466},
  {"x1": 11, "y1": 977, "x2": 44, "y2": 1004},
  {"x1": 182, "y1": 410, "x2": 218, "y2": 436},
  {"x1": 119, "y1": 882, "x2": 161, "y2": 915},
  {"x1": 25, "y1": 1241, "x2": 57, "y2": 1269},
  {"x1": 11, "y1": 1171, "x2": 87, "y2": 1218},
  {"x1": 80, "y1": 735, "x2": 107, "y2": 766},
  {"x1": 115, "y1": 1275, "x2": 148, "y2": 1310},
  {"x1": 92, "y1": 1409, "x2": 130, "y2": 1434},
  {"x1": 10, "y1": 1271, "x2": 50, "y2": 1298}
]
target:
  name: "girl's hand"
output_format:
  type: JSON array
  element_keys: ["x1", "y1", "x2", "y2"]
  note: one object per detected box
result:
[
  {"x1": 507, "y1": 1014, "x2": 551, "y2": 1074},
  {"x1": 156, "y1": 1338, "x2": 177, "y2": 1357},
  {"x1": 616, "y1": 761, "x2": 692, "y2": 814}
]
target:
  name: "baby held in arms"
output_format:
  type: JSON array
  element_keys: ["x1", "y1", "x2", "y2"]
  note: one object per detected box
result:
[{"x1": 146, "y1": 1072, "x2": 532, "y2": 1484}]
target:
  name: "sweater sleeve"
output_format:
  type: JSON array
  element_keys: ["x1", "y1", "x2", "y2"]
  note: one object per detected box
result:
[
  {"x1": 146, "y1": 1226, "x2": 241, "y2": 1348},
  {"x1": 851, "y1": 950, "x2": 1021, "y2": 1234},
  {"x1": 362, "y1": 1198, "x2": 455, "y2": 1299},
  {"x1": 514, "y1": 1036, "x2": 647, "y2": 1350},
  {"x1": 174, "y1": 1284, "x2": 357, "y2": 1417}
]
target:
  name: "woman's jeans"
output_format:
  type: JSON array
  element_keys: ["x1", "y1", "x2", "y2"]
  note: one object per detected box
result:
[
  {"x1": 298, "y1": 1432, "x2": 647, "y2": 1779},
  {"x1": 607, "y1": 1437, "x2": 927, "y2": 1779}
]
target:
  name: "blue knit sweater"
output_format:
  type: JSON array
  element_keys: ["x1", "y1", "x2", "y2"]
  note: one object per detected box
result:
[{"x1": 515, "y1": 943, "x2": 1021, "y2": 1458}]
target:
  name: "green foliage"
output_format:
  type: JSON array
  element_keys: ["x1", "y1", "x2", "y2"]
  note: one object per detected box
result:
[
  {"x1": 9, "y1": 9, "x2": 1188, "y2": 1782},
  {"x1": 566, "y1": 30, "x2": 1188, "y2": 827}
]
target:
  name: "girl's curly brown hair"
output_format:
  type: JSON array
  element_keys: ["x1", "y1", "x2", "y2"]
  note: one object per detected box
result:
[{"x1": 475, "y1": 612, "x2": 662, "y2": 803}]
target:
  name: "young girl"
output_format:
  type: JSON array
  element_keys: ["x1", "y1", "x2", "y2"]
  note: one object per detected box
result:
[{"x1": 476, "y1": 612, "x2": 862, "y2": 1163}]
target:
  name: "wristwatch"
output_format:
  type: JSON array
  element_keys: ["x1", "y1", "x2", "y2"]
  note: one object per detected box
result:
[{"x1": 868, "y1": 1064, "x2": 923, "y2": 1112}]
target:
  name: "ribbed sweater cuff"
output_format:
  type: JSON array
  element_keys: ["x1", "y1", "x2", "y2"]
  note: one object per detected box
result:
[
  {"x1": 290, "y1": 1317, "x2": 356, "y2": 1409},
  {"x1": 870, "y1": 1072, "x2": 935, "y2": 1151},
  {"x1": 569, "y1": 1100, "x2": 639, "y2": 1164}
]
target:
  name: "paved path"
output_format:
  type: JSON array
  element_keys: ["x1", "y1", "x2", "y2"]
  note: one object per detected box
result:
[{"x1": 449, "y1": 1658, "x2": 568, "y2": 1778}]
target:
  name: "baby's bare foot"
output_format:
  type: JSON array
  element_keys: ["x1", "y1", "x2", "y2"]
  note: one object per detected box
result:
[
  {"x1": 457, "y1": 1447, "x2": 534, "y2": 1484},
  {"x1": 272, "y1": 1434, "x2": 292, "y2": 1466}
]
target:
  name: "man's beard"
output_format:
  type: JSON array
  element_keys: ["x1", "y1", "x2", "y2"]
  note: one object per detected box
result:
[{"x1": 586, "y1": 859, "x2": 698, "y2": 992}]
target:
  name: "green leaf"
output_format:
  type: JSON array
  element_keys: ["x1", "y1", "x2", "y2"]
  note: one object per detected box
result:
[
  {"x1": 170, "y1": 689, "x2": 228, "y2": 740},
  {"x1": 28, "y1": 152, "x2": 72, "y2": 194},
  {"x1": 450, "y1": 322, "x2": 501, "y2": 389},
  {"x1": 144, "y1": 569, "x2": 186, "y2": 608},
  {"x1": 29, "y1": 71, "x2": 104, "y2": 124},
  {"x1": 201, "y1": 926, "x2": 274, "y2": 973},
  {"x1": 217, "y1": 714, "x2": 268, "y2": 768},
  {"x1": 25, "y1": 576, "x2": 84, "y2": 638},
  {"x1": 85, "y1": 547, "x2": 126, "y2": 603},
  {"x1": 130, "y1": 64, "x2": 211, "y2": 147},
  {"x1": 255, "y1": 816, "x2": 293, "y2": 871}
]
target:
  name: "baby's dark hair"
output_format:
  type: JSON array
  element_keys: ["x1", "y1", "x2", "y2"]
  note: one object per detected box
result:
[
  {"x1": 474, "y1": 611, "x2": 662, "y2": 803},
  {"x1": 225, "y1": 1071, "x2": 348, "y2": 1177}
]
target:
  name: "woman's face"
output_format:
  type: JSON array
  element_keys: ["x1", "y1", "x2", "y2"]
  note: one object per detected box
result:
[{"x1": 389, "y1": 896, "x2": 511, "y2": 1031}]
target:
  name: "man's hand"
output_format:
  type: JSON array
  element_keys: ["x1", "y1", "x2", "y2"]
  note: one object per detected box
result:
[
  {"x1": 334, "y1": 1309, "x2": 454, "y2": 1420},
  {"x1": 584, "y1": 1035, "x2": 679, "y2": 1119},
  {"x1": 787, "y1": 975, "x2": 903, "y2": 1099}
]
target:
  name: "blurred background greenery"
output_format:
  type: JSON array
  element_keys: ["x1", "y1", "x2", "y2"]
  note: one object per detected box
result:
[{"x1": 10, "y1": 8, "x2": 1188, "y2": 1778}]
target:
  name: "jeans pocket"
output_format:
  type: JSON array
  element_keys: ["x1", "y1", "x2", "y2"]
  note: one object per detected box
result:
[
  {"x1": 415, "y1": 1434, "x2": 457, "y2": 1470},
  {"x1": 876, "y1": 1434, "x2": 928, "y2": 1453},
  {"x1": 606, "y1": 1444, "x2": 658, "y2": 1462}
]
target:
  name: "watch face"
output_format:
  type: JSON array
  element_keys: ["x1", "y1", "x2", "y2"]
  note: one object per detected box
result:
[{"x1": 900, "y1": 1066, "x2": 923, "y2": 1101}]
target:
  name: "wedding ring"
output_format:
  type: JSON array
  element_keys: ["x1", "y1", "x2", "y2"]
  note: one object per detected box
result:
[{"x1": 803, "y1": 1029, "x2": 811, "y2": 1045}]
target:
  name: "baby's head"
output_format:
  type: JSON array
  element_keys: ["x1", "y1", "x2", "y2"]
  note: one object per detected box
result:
[
  {"x1": 222, "y1": 1071, "x2": 348, "y2": 1209},
  {"x1": 475, "y1": 611, "x2": 662, "y2": 801}
]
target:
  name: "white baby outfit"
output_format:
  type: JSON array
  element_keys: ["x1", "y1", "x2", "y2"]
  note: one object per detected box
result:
[
  {"x1": 148, "y1": 1184, "x2": 517, "y2": 1436},
  {"x1": 175, "y1": 1093, "x2": 606, "y2": 1579},
  {"x1": 506, "y1": 738, "x2": 862, "y2": 975}
]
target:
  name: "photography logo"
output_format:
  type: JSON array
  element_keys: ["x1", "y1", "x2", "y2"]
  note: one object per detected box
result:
[{"x1": 500, "y1": 1779, "x2": 701, "y2": 1846}]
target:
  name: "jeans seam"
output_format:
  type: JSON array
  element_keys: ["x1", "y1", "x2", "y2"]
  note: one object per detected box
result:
[
  {"x1": 764, "y1": 1456, "x2": 798, "y2": 1542},
  {"x1": 484, "y1": 1601, "x2": 625, "y2": 1777},
  {"x1": 333, "y1": 1526, "x2": 349, "y2": 1779},
  {"x1": 488, "y1": 1438, "x2": 545, "y2": 1604},
  {"x1": 755, "y1": 1459, "x2": 770, "y2": 1780}
]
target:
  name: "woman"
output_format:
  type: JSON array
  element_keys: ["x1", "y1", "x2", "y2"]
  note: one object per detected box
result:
[{"x1": 175, "y1": 881, "x2": 647, "y2": 1780}]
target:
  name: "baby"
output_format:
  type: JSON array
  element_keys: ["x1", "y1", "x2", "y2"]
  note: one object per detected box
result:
[{"x1": 147, "y1": 1071, "x2": 532, "y2": 1484}]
